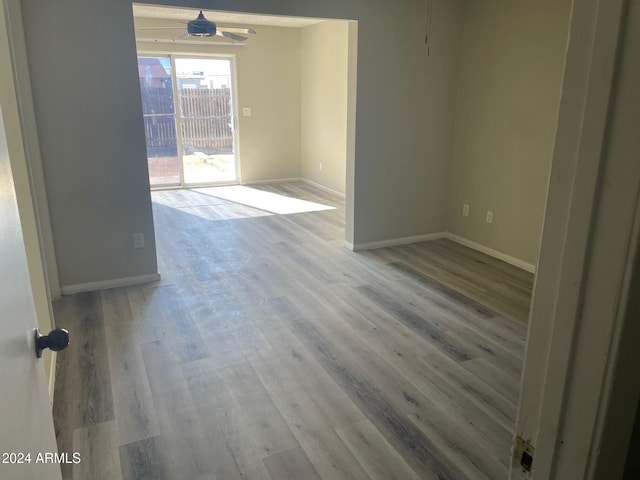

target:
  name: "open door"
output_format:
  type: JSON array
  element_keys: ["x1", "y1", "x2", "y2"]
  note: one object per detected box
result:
[{"x1": 0, "y1": 105, "x2": 61, "y2": 477}]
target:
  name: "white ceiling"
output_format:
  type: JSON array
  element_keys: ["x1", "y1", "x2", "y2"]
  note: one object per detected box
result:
[{"x1": 132, "y1": 4, "x2": 326, "y2": 28}]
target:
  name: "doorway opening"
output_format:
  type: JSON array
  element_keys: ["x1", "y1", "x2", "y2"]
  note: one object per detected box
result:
[{"x1": 138, "y1": 55, "x2": 239, "y2": 188}]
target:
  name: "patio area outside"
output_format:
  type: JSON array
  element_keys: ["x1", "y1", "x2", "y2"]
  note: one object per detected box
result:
[{"x1": 148, "y1": 151, "x2": 235, "y2": 187}]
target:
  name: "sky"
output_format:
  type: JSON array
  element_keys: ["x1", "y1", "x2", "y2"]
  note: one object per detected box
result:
[{"x1": 175, "y1": 58, "x2": 230, "y2": 78}]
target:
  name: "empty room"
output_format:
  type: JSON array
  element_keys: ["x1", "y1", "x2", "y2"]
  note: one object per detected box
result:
[{"x1": 1, "y1": 1, "x2": 639, "y2": 480}]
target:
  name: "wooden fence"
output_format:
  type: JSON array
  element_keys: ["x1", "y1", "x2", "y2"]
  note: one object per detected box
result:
[
  {"x1": 179, "y1": 87, "x2": 233, "y2": 149},
  {"x1": 141, "y1": 86, "x2": 233, "y2": 152}
]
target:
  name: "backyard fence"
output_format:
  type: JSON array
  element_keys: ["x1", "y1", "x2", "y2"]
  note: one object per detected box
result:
[
  {"x1": 141, "y1": 86, "x2": 233, "y2": 153},
  {"x1": 180, "y1": 87, "x2": 233, "y2": 149}
]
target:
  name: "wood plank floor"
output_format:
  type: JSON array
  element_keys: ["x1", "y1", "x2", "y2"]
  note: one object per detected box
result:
[{"x1": 52, "y1": 182, "x2": 533, "y2": 480}]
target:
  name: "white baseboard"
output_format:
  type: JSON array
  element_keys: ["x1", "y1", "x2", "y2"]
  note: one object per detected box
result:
[
  {"x1": 346, "y1": 232, "x2": 446, "y2": 251},
  {"x1": 445, "y1": 233, "x2": 536, "y2": 273},
  {"x1": 241, "y1": 177, "x2": 301, "y2": 186},
  {"x1": 61, "y1": 273, "x2": 162, "y2": 295},
  {"x1": 300, "y1": 179, "x2": 346, "y2": 199}
]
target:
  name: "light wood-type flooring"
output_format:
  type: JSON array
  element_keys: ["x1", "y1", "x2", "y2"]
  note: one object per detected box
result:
[{"x1": 52, "y1": 182, "x2": 533, "y2": 480}]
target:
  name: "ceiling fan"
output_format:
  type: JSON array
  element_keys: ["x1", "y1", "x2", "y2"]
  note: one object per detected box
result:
[{"x1": 139, "y1": 10, "x2": 256, "y2": 42}]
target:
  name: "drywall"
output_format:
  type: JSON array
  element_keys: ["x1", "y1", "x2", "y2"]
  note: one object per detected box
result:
[
  {"x1": 21, "y1": 0, "x2": 158, "y2": 289},
  {"x1": 300, "y1": 20, "x2": 349, "y2": 195},
  {"x1": 135, "y1": 21, "x2": 302, "y2": 184},
  {"x1": 349, "y1": 0, "x2": 463, "y2": 245},
  {"x1": 19, "y1": 0, "x2": 463, "y2": 289},
  {"x1": 233, "y1": 25, "x2": 300, "y2": 183},
  {"x1": 446, "y1": 0, "x2": 572, "y2": 266}
]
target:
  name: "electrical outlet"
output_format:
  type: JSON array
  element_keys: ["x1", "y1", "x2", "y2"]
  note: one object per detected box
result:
[
  {"x1": 319, "y1": 162, "x2": 323, "y2": 171},
  {"x1": 462, "y1": 204, "x2": 469, "y2": 217},
  {"x1": 242, "y1": 107, "x2": 252, "y2": 116},
  {"x1": 133, "y1": 233, "x2": 145, "y2": 249},
  {"x1": 486, "y1": 210, "x2": 493, "y2": 224}
]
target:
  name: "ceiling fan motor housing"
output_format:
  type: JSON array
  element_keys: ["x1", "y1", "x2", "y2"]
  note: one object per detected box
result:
[{"x1": 188, "y1": 11, "x2": 216, "y2": 36}]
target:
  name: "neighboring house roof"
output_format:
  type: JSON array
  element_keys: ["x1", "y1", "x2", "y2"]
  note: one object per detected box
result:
[{"x1": 138, "y1": 58, "x2": 170, "y2": 80}]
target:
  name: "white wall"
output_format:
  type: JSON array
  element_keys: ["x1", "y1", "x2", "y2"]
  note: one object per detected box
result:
[
  {"x1": 234, "y1": 26, "x2": 301, "y2": 183},
  {"x1": 135, "y1": 21, "x2": 302, "y2": 184},
  {"x1": 446, "y1": 0, "x2": 572, "y2": 266},
  {"x1": 300, "y1": 20, "x2": 349, "y2": 195}
]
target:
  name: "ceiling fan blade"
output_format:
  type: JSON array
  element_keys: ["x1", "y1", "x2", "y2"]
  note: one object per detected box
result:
[
  {"x1": 218, "y1": 26, "x2": 256, "y2": 35},
  {"x1": 218, "y1": 31, "x2": 248, "y2": 41},
  {"x1": 137, "y1": 27, "x2": 186, "y2": 30}
]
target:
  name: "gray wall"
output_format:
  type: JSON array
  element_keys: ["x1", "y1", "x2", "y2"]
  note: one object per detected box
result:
[
  {"x1": 446, "y1": 0, "x2": 572, "y2": 265},
  {"x1": 21, "y1": 0, "x2": 158, "y2": 288},
  {"x1": 20, "y1": 0, "x2": 464, "y2": 289}
]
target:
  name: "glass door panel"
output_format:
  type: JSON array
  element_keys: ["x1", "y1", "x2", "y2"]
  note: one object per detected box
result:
[
  {"x1": 138, "y1": 56, "x2": 180, "y2": 187},
  {"x1": 175, "y1": 58, "x2": 237, "y2": 184}
]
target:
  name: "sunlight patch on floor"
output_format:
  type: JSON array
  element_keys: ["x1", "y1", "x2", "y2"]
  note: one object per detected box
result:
[{"x1": 194, "y1": 185, "x2": 336, "y2": 215}]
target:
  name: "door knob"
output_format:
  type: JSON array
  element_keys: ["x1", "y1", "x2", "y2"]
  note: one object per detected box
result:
[{"x1": 34, "y1": 328, "x2": 69, "y2": 358}]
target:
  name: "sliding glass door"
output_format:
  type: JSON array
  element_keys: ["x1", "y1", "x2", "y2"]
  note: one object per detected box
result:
[
  {"x1": 138, "y1": 55, "x2": 239, "y2": 188},
  {"x1": 176, "y1": 58, "x2": 237, "y2": 185},
  {"x1": 139, "y1": 56, "x2": 180, "y2": 187}
]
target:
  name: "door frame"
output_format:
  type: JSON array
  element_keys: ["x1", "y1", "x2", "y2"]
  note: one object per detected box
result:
[
  {"x1": 138, "y1": 51, "x2": 241, "y2": 189},
  {"x1": 139, "y1": 53, "x2": 181, "y2": 188},
  {"x1": 511, "y1": 0, "x2": 640, "y2": 478}
]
